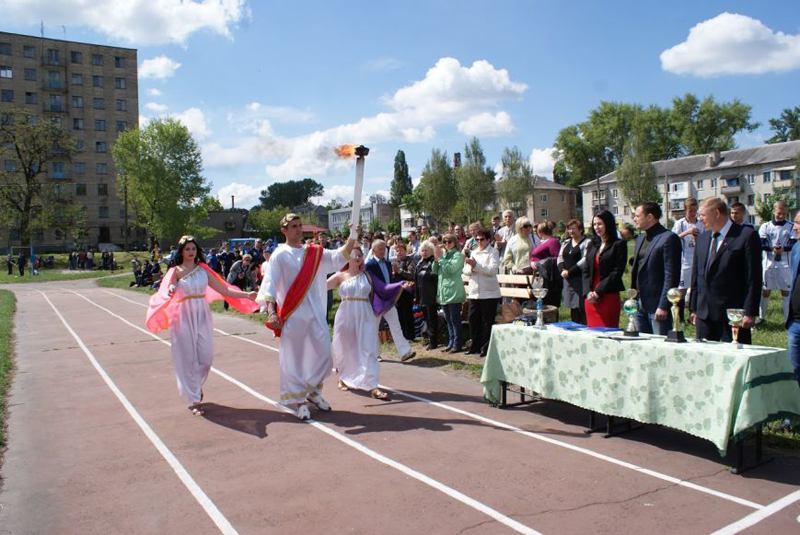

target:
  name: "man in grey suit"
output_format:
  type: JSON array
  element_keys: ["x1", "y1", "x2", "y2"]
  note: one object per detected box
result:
[{"x1": 630, "y1": 201, "x2": 682, "y2": 335}]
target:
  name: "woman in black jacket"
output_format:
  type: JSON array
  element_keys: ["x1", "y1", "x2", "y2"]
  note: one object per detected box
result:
[
  {"x1": 557, "y1": 219, "x2": 590, "y2": 323},
  {"x1": 584, "y1": 210, "x2": 627, "y2": 327},
  {"x1": 415, "y1": 240, "x2": 439, "y2": 349}
]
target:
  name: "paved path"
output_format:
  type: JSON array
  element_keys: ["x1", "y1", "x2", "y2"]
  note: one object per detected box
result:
[{"x1": 1, "y1": 279, "x2": 799, "y2": 534}]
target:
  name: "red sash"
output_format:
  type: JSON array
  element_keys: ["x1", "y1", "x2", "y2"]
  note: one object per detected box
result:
[{"x1": 267, "y1": 244, "x2": 324, "y2": 337}]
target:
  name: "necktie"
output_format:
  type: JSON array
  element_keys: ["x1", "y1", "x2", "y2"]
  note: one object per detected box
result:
[{"x1": 708, "y1": 232, "x2": 721, "y2": 268}]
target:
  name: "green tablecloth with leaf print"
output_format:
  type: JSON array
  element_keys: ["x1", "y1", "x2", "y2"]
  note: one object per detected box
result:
[{"x1": 480, "y1": 324, "x2": 800, "y2": 455}]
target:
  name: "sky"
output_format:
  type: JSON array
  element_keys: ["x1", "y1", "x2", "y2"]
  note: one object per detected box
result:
[{"x1": 3, "y1": 1, "x2": 800, "y2": 209}]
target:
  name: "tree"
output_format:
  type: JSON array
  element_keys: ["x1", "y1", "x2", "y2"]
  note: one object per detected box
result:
[
  {"x1": 325, "y1": 197, "x2": 345, "y2": 210},
  {"x1": 202, "y1": 195, "x2": 224, "y2": 211},
  {"x1": 0, "y1": 108, "x2": 80, "y2": 247},
  {"x1": 113, "y1": 117, "x2": 215, "y2": 246},
  {"x1": 417, "y1": 148, "x2": 455, "y2": 231},
  {"x1": 390, "y1": 150, "x2": 413, "y2": 207},
  {"x1": 258, "y1": 178, "x2": 323, "y2": 209},
  {"x1": 766, "y1": 106, "x2": 800, "y2": 144},
  {"x1": 455, "y1": 137, "x2": 496, "y2": 223},
  {"x1": 615, "y1": 125, "x2": 661, "y2": 210},
  {"x1": 247, "y1": 205, "x2": 288, "y2": 238},
  {"x1": 497, "y1": 146, "x2": 537, "y2": 219},
  {"x1": 401, "y1": 189, "x2": 424, "y2": 221},
  {"x1": 670, "y1": 93, "x2": 758, "y2": 154},
  {"x1": 369, "y1": 192, "x2": 387, "y2": 204}
]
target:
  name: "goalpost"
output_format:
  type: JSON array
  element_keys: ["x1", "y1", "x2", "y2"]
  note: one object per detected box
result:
[{"x1": 9, "y1": 245, "x2": 34, "y2": 274}]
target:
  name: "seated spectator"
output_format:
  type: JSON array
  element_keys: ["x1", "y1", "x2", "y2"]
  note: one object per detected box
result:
[
  {"x1": 415, "y1": 240, "x2": 439, "y2": 349},
  {"x1": 463, "y1": 229, "x2": 500, "y2": 357}
]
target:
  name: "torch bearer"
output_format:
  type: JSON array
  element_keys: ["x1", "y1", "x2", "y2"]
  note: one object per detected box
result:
[{"x1": 350, "y1": 145, "x2": 369, "y2": 236}]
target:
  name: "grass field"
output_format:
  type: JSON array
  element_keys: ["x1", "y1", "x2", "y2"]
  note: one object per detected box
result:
[
  {"x1": 0, "y1": 290, "x2": 16, "y2": 450},
  {"x1": 0, "y1": 251, "x2": 142, "y2": 285}
]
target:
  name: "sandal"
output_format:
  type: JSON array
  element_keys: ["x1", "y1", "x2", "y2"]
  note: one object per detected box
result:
[
  {"x1": 307, "y1": 393, "x2": 332, "y2": 412},
  {"x1": 295, "y1": 404, "x2": 312, "y2": 421},
  {"x1": 338, "y1": 380, "x2": 350, "y2": 391},
  {"x1": 189, "y1": 403, "x2": 204, "y2": 416},
  {"x1": 370, "y1": 388, "x2": 390, "y2": 400}
]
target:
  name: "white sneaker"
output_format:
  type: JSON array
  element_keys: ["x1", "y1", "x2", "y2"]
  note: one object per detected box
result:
[
  {"x1": 295, "y1": 404, "x2": 312, "y2": 421},
  {"x1": 307, "y1": 393, "x2": 331, "y2": 412}
]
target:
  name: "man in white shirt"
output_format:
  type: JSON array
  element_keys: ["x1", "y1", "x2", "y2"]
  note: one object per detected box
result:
[
  {"x1": 759, "y1": 200, "x2": 796, "y2": 321},
  {"x1": 671, "y1": 198, "x2": 704, "y2": 321}
]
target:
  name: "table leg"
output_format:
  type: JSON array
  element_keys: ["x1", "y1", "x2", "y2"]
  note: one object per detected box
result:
[{"x1": 500, "y1": 381, "x2": 507, "y2": 408}]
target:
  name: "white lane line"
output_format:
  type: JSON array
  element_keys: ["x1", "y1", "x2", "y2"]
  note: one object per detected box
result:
[
  {"x1": 38, "y1": 291, "x2": 238, "y2": 535},
  {"x1": 98, "y1": 289, "x2": 766, "y2": 511},
  {"x1": 710, "y1": 488, "x2": 800, "y2": 534},
  {"x1": 75, "y1": 290, "x2": 542, "y2": 535}
]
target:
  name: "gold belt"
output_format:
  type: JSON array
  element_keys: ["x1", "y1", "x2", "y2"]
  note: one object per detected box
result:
[
  {"x1": 177, "y1": 294, "x2": 205, "y2": 303},
  {"x1": 342, "y1": 297, "x2": 369, "y2": 302}
]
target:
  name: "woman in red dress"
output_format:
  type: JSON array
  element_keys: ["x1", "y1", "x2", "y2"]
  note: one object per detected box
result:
[{"x1": 585, "y1": 210, "x2": 627, "y2": 327}]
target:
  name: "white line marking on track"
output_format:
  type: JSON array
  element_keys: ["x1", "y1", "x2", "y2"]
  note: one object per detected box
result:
[
  {"x1": 98, "y1": 289, "x2": 767, "y2": 511},
  {"x1": 75, "y1": 290, "x2": 542, "y2": 535},
  {"x1": 710, "y1": 488, "x2": 800, "y2": 534},
  {"x1": 38, "y1": 291, "x2": 238, "y2": 535}
]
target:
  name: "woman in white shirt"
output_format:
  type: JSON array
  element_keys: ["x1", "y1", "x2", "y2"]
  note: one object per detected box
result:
[
  {"x1": 463, "y1": 228, "x2": 501, "y2": 357},
  {"x1": 502, "y1": 216, "x2": 540, "y2": 274}
]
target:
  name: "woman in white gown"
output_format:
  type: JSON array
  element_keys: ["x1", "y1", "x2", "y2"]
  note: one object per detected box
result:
[
  {"x1": 329, "y1": 248, "x2": 410, "y2": 400},
  {"x1": 147, "y1": 236, "x2": 258, "y2": 415}
]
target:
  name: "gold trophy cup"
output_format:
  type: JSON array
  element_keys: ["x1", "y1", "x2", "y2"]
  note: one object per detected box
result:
[
  {"x1": 726, "y1": 308, "x2": 746, "y2": 349},
  {"x1": 665, "y1": 288, "x2": 687, "y2": 343}
]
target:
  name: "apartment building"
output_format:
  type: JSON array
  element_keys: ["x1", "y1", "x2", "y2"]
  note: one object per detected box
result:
[
  {"x1": 328, "y1": 202, "x2": 393, "y2": 233},
  {"x1": 0, "y1": 31, "x2": 139, "y2": 249}
]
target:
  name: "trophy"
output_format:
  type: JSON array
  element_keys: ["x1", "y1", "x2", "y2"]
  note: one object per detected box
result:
[
  {"x1": 530, "y1": 276, "x2": 548, "y2": 328},
  {"x1": 622, "y1": 289, "x2": 640, "y2": 336},
  {"x1": 726, "y1": 308, "x2": 746, "y2": 348},
  {"x1": 665, "y1": 288, "x2": 687, "y2": 343}
]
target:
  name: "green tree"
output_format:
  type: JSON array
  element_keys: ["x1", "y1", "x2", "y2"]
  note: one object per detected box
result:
[
  {"x1": 113, "y1": 118, "x2": 214, "y2": 246},
  {"x1": 258, "y1": 178, "x2": 323, "y2": 209},
  {"x1": 0, "y1": 108, "x2": 82, "y2": 247},
  {"x1": 455, "y1": 137, "x2": 496, "y2": 223},
  {"x1": 755, "y1": 189, "x2": 797, "y2": 224},
  {"x1": 615, "y1": 125, "x2": 661, "y2": 209},
  {"x1": 202, "y1": 195, "x2": 224, "y2": 211},
  {"x1": 390, "y1": 149, "x2": 413, "y2": 207},
  {"x1": 766, "y1": 106, "x2": 800, "y2": 144},
  {"x1": 497, "y1": 146, "x2": 536, "y2": 218},
  {"x1": 247, "y1": 205, "x2": 288, "y2": 238},
  {"x1": 670, "y1": 93, "x2": 758, "y2": 154},
  {"x1": 418, "y1": 148, "x2": 455, "y2": 231}
]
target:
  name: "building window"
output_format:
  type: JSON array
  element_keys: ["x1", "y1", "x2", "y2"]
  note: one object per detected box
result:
[
  {"x1": 25, "y1": 92, "x2": 37, "y2": 104},
  {"x1": 764, "y1": 171, "x2": 771, "y2": 182},
  {"x1": 729, "y1": 196, "x2": 739, "y2": 204},
  {"x1": 1, "y1": 90, "x2": 13, "y2": 102},
  {"x1": 561, "y1": 192, "x2": 566, "y2": 203},
  {"x1": 747, "y1": 194, "x2": 755, "y2": 206},
  {"x1": 52, "y1": 161, "x2": 64, "y2": 179},
  {"x1": 696, "y1": 179, "x2": 704, "y2": 190},
  {"x1": 23, "y1": 45, "x2": 35, "y2": 58},
  {"x1": 93, "y1": 97, "x2": 105, "y2": 109},
  {"x1": 94, "y1": 119, "x2": 106, "y2": 131},
  {"x1": 540, "y1": 193, "x2": 548, "y2": 203},
  {"x1": 49, "y1": 94, "x2": 62, "y2": 111},
  {"x1": 72, "y1": 95, "x2": 83, "y2": 108},
  {"x1": 746, "y1": 174, "x2": 755, "y2": 185},
  {"x1": 96, "y1": 142, "x2": 107, "y2": 153},
  {"x1": 114, "y1": 56, "x2": 125, "y2": 68},
  {"x1": 46, "y1": 49, "x2": 59, "y2": 65},
  {"x1": 76, "y1": 139, "x2": 85, "y2": 150},
  {"x1": 612, "y1": 189, "x2": 618, "y2": 198},
  {"x1": 48, "y1": 71, "x2": 62, "y2": 89},
  {"x1": 97, "y1": 162, "x2": 108, "y2": 174},
  {"x1": 76, "y1": 183, "x2": 86, "y2": 196},
  {"x1": 0, "y1": 43, "x2": 10, "y2": 55},
  {"x1": 779, "y1": 170, "x2": 792, "y2": 181},
  {"x1": 541, "y1": 208, "x2": 549, "y2": 218},
  {"x1": 623, "y1": 205, "x2": 630, "y2": 216},
  {"x1": 71, "y1": 73, "x2": 83, "y2": 86},
  {"x1": 71, "y1": 51, "x2": 82, "y2": 64},
  {"x1": 0, "y1": 66, "x2": 11, "y2": 78},
  {"x1": 114, "y1": 77, "x2": 126, "y2": 89},
  {"x1": 51, "y1": 116, "x2": 62, "y2": 126},
  {"x1": 99, "y1": 206, "x2": 109, "y2": 219},
  {"x1": 116, "y1": 120, "x2": 127, "y2": 132},
  {"x1": 612, "y1": 206, "x2": 618, "y2": 215},
  {"x1": 710, "y1": 178, "x2": 717, "y2": 188},
  {"x1": 92, "y1": 53, "x2": 103, "y2": 66},
  {"x1": 74, "y1": 162, "x2": 85, "y2": 175},
  {"x1": 72, "y1": 118, "x2": 84, "y2": 130},
  {"x1": 98, "y1": 183, "x2": 108, "y2": 195},
  {"x1": 115, "y1": 99, "x2": 127, "y2": 111},
  {"x1": 4, "y1": 160, "x2": 16, "y2": 172},
  {"x1": 92, "y1": 75, "x2": 103, "y2": 88},
  {"x1": 24, "y1": 68, "x2": 36, "y2": 81},
  {"x1": 725, "y1": 177, "x2": 739, "y2": 187}
]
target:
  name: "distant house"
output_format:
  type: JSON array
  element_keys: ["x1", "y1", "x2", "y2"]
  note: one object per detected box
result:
[
  {"x1": 292, "y1": 203, "x2": 329, "y2": 230},
  {"x1": 580, "y1": 140, "x2": 800, "y2": 228},
  {"x1": 328, "y1": 202, "x2": 393, "y2": 233},
  {"x1": 197, "y1": 209, "x2": 249, "y2": 248},
  {"x1": 496, "y1": 177, "x2": 580, "y2": 225}
]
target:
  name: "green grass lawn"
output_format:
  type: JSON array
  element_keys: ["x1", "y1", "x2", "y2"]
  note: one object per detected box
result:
[
  {"x1": 0, "y1": 251, "x2": 143, "y2": 285},
  {"x1": 0, "y1": 290, "x2": 16, "y2": 450}
]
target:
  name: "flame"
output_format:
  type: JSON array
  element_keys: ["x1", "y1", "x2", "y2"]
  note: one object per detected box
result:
[{"x1": 334, "y1": 144, "x2": 356, "y2": 159}]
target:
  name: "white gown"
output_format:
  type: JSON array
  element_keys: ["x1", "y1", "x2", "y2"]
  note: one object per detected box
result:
[
  {"x1": 260, "y1": 244, "x2": 346, "y2": 405},
  {"x1": 170, "y1": 267, "x2": 214, "y2": 404},
  {"x1": 333, "y1": 273, "x2": 379, "y2": 391}
]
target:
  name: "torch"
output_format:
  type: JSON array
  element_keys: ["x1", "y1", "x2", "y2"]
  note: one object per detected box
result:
[{"x1": 351, "y1": 145, "x2": 369, "y2": 236}]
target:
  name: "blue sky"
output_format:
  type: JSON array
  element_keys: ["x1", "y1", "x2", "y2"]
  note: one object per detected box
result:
[{"x1": 4, "y1": 1, "x2": 800, "y2": 208}]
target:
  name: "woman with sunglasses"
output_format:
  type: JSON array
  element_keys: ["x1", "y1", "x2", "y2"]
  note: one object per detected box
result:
[
  {"x1": 147, "y1": 236, "x2": 259, "y2": 415},
  {"x1": 434, "y1": 233, "x2": 467, "y2": 352},
  {"x1": 502, "y1": 216, "x2": 540, "y2": 275},
  {"x1": 463, "y1": 228, "x2": 501, "y2": 356}
]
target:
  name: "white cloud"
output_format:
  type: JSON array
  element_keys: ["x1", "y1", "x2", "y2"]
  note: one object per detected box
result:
[
  {"x1": 5, "y1": 0, "x2": 249, "y2": 46},
  {"x1": 171, "y1": 107, "x2": 211, "y2": 141},
  {"x1": 146, "y1": 88, "x2": 163, "y2": 97},
  {"x1": 529, "y1": 147, "x2": 557, "y2": 179},
  {"x1": 362, "y1": 58, "x2": 405, "y2": 72},
  {"x1": 139, "y1": 56, "x2": 182, "y2": 79},
  {"x1": 457, "y1": 111, "x2": 515, "y2": 137},
  {"x1": 310, "y1": 184, "x2": 369, "y2": 207},
  {"x1": 217, "y1": 182, "x2": 264, "y2": 210},
  {"x1": 661, "y1": 12, "x2": 800, "y2": 77},
  {"x1": 145, "y1": 102, "x2": 169, "y2": 112}
]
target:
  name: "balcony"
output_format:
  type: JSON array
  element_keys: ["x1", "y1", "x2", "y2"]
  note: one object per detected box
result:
[{"x1": 720, "y1": 175, "x2": 743, "y2": 195}]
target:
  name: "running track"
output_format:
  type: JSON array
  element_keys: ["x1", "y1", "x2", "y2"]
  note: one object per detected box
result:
[{"x1": 1, "y1": 279, "x2": 799, "y2": 534}]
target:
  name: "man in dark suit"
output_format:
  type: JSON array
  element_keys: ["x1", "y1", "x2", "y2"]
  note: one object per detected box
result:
[
  {"x1": 785, "y1": 210, "x2": 800, "y2": 387},
  {"x1": 690, "y1": 197, "x2": 762, "y2": 343},
  {"x1": 365, "y1": 239, "x2": 415, "y2": 362},
  {"x1": 630, "y1": 202, "x2": 681, "y2": 334}
]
